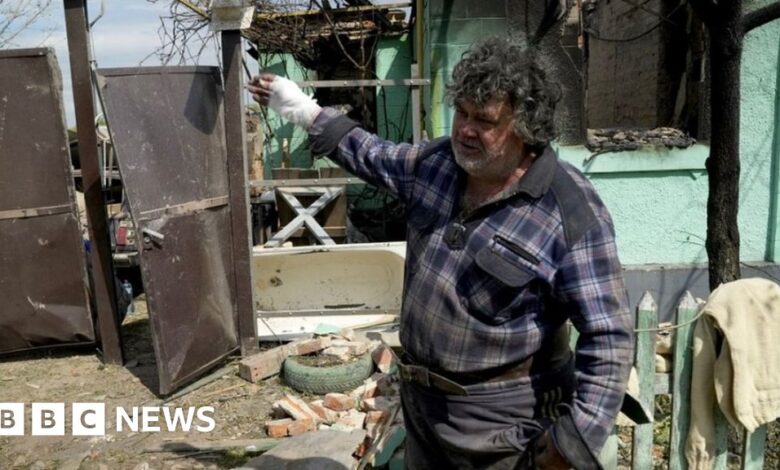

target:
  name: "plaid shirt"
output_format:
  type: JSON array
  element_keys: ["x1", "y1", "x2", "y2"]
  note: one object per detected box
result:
[{"x1": 310, "y1": 108, "x2": 633, "y2": 457}]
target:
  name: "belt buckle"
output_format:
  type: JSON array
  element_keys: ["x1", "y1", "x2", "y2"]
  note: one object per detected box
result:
[{"x1": 399, "y1": 364, "x2": 431, "y2": 387}]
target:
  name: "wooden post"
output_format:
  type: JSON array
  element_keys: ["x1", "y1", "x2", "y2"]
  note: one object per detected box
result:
[
  {"x1": 741, "y1": 426, "x2": 768, "y2": 470},
  {"x1": 632, "y1": 292, "x2": 657, "y2": 470},
  {"x1": 63, "y1": 0, "x2": 123, "y2": 364},
  {"x1": 222, "y1": 30, "x2": 259, "y2": 356},
  {"x1": 669, "y1": 292, "x2": 699, "y2": 470}
]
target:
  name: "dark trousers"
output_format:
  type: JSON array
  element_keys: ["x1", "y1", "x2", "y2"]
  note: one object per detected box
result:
[{"x1": 400, "y1": 358, "x2": 575, "y2": 470}]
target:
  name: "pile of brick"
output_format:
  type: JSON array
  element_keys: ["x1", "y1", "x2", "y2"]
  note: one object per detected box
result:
[{"x1": 264, "y1": 342, "x2": 399, "y2": 439}]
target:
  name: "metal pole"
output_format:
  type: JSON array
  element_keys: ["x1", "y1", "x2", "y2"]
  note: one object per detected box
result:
[
  {"x1": 411, "y1": 63, "x2": 421, "y2": 143},
  {"x1": 63, "y1": 0, "x2": 123, "y2": 364},
  {"x1": 221, "y1": 30, "x2": 259, "y2": 356}
]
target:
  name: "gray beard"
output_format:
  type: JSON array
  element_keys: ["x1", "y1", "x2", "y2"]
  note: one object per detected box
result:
[{"x1": 453, "y1": 145, "x2": 517, "y2": 181}]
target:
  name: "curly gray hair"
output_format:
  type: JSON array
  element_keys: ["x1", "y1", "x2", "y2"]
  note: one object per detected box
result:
[{"x1": 445, "y1": 36, "x2": 560, "y2": 149}]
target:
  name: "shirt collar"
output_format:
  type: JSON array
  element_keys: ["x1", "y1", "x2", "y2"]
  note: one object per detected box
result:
[
  {"x1": 454, "y1": 144, "x2": 558, "y2": 215},
  {"x1": 513, "y1": 145, "x2": 557, "y2": 199}
]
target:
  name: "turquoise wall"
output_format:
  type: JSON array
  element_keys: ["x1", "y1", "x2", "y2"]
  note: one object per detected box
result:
[
  {"x1": 376, "y1": 34, "x2": 413, "y2": 143},
  {"x1": 260, "y1": 36, "x2": 413, "y2": 178},
  {"x1": 424, "y1": 1, "x2": 507, "y2": 136},
  {"x1": 259, "y1": 54, "x2": 314, "y2": 176},
  {"x1": 424, "y1": 0, "x2": 780, "y2": 266},
  {"x1": 742, "y1": 5, "x2": 780, "y2": 262}
]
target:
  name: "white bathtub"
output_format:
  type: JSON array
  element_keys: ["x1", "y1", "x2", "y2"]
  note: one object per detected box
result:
[{"x1": 251, "y1": 242, "x2": 405, "y2": 340}]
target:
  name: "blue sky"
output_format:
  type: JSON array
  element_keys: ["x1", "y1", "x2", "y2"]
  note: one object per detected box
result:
[
  {"x1": 12, "y1": 1, "x2": 223, "y2": 126},
  {"x1": 11, "y1": 1, "x2": 406, "y2": 127}
]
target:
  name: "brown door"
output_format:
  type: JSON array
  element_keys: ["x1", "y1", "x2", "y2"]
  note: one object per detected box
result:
[
  {"x1": 98, "y1": 67, "x2": 239, "y2": 395},
  {"x1": 0, "y1": 49, "x2": 95, "y2": 354}
]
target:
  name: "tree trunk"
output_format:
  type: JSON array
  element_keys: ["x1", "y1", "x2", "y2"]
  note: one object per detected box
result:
[{"x1": 705, "y1": 0, "x2": 743, "y2": 290}]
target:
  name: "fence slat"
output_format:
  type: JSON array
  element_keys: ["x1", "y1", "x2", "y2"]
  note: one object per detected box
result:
[
  {"x1": 712, "y1": 408, "x2": 729, "y2": 469},
  {"x1": 669, "y1": 291, "x2": 698, "y2": 470},
  {"x1": 741, "y1": 426, "x2": 767, "y2": 470},
  {"x1": 599, "y1": 430, "x2": 619, "y2": 470},
  {"x1": 632, "y1": 292, "x2": 658, "y2": 470}
]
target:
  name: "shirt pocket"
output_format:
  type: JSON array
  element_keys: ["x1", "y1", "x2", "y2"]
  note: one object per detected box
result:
[{"x1": 464, "y1": 235, "x2": 541, "y2": 325}]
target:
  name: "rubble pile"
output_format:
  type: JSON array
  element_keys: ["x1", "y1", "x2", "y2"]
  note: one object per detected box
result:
[
  {"x1": 269, "y1": 341, "x2": 398, "y2": 426},
  {"x1": 587, "y1": 127, "x2": 696, "y2": 152},
  {"x1": 239, "y1": 330, "x2": 405, "y2": 467}
]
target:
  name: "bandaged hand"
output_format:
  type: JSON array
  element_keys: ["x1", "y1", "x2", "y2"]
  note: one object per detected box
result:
[{"x1": 247, "y1": 74, "x2": 321, "y2": 130}]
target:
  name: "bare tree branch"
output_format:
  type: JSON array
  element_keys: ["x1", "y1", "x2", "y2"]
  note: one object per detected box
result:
[
  {"x1": 0, "y1": 0, "x2": 53, "y2": 48},
  {"x1": 742, "y1": 1, "x2": 780, "y2": 33}
]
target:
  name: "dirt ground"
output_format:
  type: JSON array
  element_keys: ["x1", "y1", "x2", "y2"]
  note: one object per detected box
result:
[
  {"x1": 0, "y1": 296, "x2": 295, "y2": 470},
  {"x1": 3, "y1": 296, "x2": 780, "y2": 469}
]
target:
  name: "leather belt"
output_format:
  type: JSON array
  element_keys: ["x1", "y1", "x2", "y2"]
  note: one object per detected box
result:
[
  {"x1": 398, "y1": 323, "x2": 572, "y2": 395},
  {"x1": 397, "y1": 363, "x2": 470, "y2": 396}
]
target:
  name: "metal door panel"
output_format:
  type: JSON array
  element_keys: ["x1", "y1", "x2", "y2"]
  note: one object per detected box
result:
[
  {"x1": 0, "y1": 48, "x2": 94, "y2": 354},
  {"x1": 140, "y1": 209, "x2": 237, "y2": 391},
  {"x1": 98, "y1": 67, "x2": 238, "y2": 394}
]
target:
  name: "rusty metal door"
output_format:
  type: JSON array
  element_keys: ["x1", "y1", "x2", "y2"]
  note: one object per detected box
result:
[
  {"x1": 0, "y1": 48, "x2": 95, "y2": 353},
  {"x1": 98, "y1": 67, "x2": 239, "y2": 394}
]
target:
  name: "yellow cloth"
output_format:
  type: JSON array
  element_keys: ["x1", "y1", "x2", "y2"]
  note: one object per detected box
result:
[{"x1": 686, "y1": 278, "x2": 780, "y2": 469}]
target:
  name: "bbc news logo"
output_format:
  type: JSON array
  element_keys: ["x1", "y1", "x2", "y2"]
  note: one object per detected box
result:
[{"x1": 0, "y1": 403, "x2": 215, "y2": 436}]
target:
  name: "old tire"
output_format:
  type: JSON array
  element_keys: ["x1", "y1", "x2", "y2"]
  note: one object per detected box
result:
[{"x1": 283, "y1": 353, "x2": 374, "y2": 394}]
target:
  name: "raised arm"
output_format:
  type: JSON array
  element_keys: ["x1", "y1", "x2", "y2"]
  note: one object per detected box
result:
[{"x1": 248, "y1": 74, "x2": 427, "y2": 204}]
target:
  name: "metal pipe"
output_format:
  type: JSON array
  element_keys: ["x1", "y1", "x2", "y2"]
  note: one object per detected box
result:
[{"x1": 765, "y1": 39, "x2": 780, "y2": 261}]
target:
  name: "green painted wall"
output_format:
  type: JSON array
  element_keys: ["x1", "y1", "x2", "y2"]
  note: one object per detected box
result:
[
  {"x1": 376, "y1": 34, "x2": 413, "y2": 142},
  {"x1": 425, "y1": 1, "x2": 507, "y2": 136},
  {"x1": 424, "y1": 0, "x2": 780, "y2": 266},
  {"x1": 741, "y1": 5, "x2": 780, "y2": 263},
  {"x1": 259, "y1": 54, "x2": 314, "y2": 176}
]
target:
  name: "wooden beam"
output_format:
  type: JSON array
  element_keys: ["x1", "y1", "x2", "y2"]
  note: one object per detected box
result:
[
  {"x1": 222, "y1": 30, "x2": 259, "y2": 357},
  {"x1": 63, "y1": 0, "x2": 124, "y2": 365}
]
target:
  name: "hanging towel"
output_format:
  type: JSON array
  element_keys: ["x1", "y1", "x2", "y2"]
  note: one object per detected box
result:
[{"x1": 686, "y1": 278, "x2": 780, "y2": 469}]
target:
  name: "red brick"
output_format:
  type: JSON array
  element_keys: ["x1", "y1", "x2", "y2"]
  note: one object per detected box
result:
[
  {"x1": 265, "y1": 418, "x2": 292, "y2": 438},
  {"x1": 371, "y1": 344, "x2": 396, "y2": 374},
  {"x1": 275, "y1": 394, "x2": 321, "y2": 423},
  {"x1": 309, "y1": 400, "x2": 338, "y2": 424},
  {"x1": 286, "y1": 418, "x2": 314, "y2": 436},
  {"x1": 324, "y1": 393, "x2": 356, "y2": 411},
  {"x1": 291, "y1": 336, "x2": 332, "y2": 356}
]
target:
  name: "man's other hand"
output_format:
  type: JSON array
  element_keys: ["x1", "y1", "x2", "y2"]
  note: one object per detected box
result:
[
  {"x1": 247, "y1": 74, "x2": 321, "y2": 130},
  {"x1": 247, "y1": 74, "x2": 274, "y2": 106},
  {"x1": 535, "y1": 431, "x2": 571, "y2": 469}
]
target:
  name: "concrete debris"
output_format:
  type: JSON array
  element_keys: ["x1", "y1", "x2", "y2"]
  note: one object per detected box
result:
[
  {"x1": 258, "y1": 338, "x2": 404, "y2": 469},
  {"x1": 361, "y1": 396, "x2": 400, "y2": 412},
  {"x1": 587, "y1": 127, "x2": 695, "y2": 152},
  {"x1": 335, "y1": 409, "x2": 366, "y2": 431},
  {"x1": 239, "y1": 429, "x2": 368, "y2": 470}
]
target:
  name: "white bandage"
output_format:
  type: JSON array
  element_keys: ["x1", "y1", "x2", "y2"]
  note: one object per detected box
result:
[{"x1": 268, "y1": 76, "x2": 322, "y2": 130}]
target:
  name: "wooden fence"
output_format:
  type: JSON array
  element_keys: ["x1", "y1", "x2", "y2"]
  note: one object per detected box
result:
[{"x1": 590, "y1": 291, "x2": 770, "y2": 469}]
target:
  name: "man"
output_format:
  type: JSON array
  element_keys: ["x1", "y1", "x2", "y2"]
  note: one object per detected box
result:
[{"x1": 249, "y1": 37, "x2": 633, "y2": 469}]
